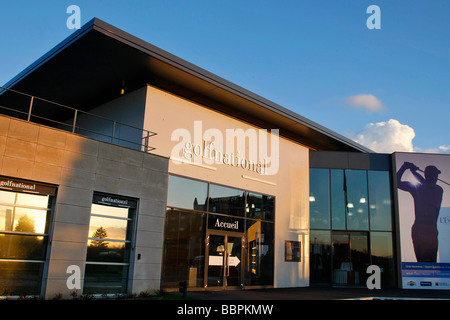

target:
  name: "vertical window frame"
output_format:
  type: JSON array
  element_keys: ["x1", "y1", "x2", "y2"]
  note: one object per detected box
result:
[{"x1": 84, "y1": 192, "x2": 138, "y2": 295}]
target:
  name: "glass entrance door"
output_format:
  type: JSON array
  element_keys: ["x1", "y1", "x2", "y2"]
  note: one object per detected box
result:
[
  {"x1": 206, "y1": 233, "x2": 243, "y2": 288},
  {"x1": 332, "y1": 232, "x2": 370, "y2": 286}
]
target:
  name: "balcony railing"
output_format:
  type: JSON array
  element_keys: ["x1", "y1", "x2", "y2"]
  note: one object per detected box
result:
[{"x1": 0, "y1": 86, "x2": 156, "y2": 152}]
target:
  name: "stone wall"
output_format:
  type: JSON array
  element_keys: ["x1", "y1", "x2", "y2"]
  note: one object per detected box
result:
[{"x1": 0, "y1": 115, "x2": 169, "y2": 298}]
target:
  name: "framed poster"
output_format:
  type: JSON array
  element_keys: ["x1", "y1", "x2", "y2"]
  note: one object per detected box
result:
[
  {"x1": 285, "y1": 240, "x2": 301, "y2": 262},
  {"x1": 394, "y1": 152, "x2": 450, "y2": 289}
]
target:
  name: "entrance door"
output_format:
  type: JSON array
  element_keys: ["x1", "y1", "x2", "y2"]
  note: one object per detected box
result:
[
  {"x1": 206, "y1": 233, "x2": 243, "y2": 288},
  {"x1": 332, "y1": 232, "x2": 370, "y2": 286}
]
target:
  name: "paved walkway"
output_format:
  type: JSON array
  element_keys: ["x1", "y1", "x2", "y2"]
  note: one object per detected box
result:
[{"x1": 186, "y1": 286, "x2": 450, "y2": 300}]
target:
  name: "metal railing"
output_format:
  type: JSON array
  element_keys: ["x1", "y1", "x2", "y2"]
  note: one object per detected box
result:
[{"x1": 0, "y1": 86, "x2": 156, "y2": 152}]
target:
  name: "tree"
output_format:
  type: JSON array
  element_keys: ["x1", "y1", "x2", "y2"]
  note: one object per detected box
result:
[
  {"x1": 14, "y1": 215, "x2": 36, "y2": 233},
  {"x1": 90, "y1": 226, "x2": 109, "y2": 249}
]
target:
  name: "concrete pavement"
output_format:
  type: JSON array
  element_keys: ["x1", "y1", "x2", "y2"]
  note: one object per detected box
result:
[{"x1": 185, "y1": 286, "x2": 450, "y2": 300}]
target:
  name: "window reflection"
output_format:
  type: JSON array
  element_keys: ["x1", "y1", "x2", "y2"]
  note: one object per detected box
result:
[
  {"x1": 0, "y1": 261, "x2": 44, "y2": 296},
  {"x1": 345, "y1": 170, "x2": 369, "y2": 230},
  {"x1": 310, "y1": 168, "x2": 395, "y2": 286},
  {"x1": 88, "y1": 215, "x2": 128, "y2": 241},
  {"x1": 209, "y1": 184, "x2": 245, "y2": 217},
  {"x1": 85, "y1": 194, "x2": 136, "y2": 294},
  {"x1": 0, "y1": 188, "x2": 54, "y2": 297},
  {"x1": 163, "y1": 175, "x2": 276, "y2": 289},
  {"x1": 167, "y1": 175, "x2": 208, "y2": 211},
  {"x1": 0, "y1": 193, "x2": 49, "y2": 234},
  {"x1": 245, "y1": 220, "x2": 274, "y2": 286},
  {"x1": 83, "y1": 264, "x2": 128, "y2": 295},
  {"x1": 0, "y1": 191, "x2": 15, "y2": 204},
  {"x1": 0, "y1": 205, "x2": 49, "y2": 234},
  {"x1": 371, "y1": 232, "x2": 395, "y2": 286},
  {"x1": 310, "y1": 230, "x2": 331, "y2": 284},
  {"x1": 161, "y1": 209, "x2": 206, "y2": 289},
  {"x1": 0, "y1": 234, "x2": 47, "y2": 260},
  {"x1": 247, "y1": 192, "x2": 275, "y2": 221},
  {"x1": 331, "y1": 170, "x2": 346, "y2": 230},
  {"x1": 91, "y1": 204, "x2": 129, "y2": 219},
  {"x1": 15, "y1": 193, "x2": 50, "y2": 208},
  {"x1": 0, "y1": 192, "x2": 49, "y2": 208},
  {"x1": 310, "y1": 169, "x2": 330, "y2": 229},
  {"x1": 368, "y1": 171, "x2": 392, "y2": 231},
  {"x1": 86, "y1": 239, "x2": 128, "y2": 263}
]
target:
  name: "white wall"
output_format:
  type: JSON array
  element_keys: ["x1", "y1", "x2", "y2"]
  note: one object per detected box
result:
[{"x1": 143, "y1": 85, "x2": 310, "y2": 288}]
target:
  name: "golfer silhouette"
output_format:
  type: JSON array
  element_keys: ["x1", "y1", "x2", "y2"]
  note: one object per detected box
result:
[{"x1": 397, "y1": 162, "x2": 443, "y2": 262}]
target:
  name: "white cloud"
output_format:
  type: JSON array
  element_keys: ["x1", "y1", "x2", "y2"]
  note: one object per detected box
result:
[
  {"x1": 414, "y1": 145, "x2": 450, "y2": 154},
  {"x1": 344, "y1": 94, "x2": 385, "y2": 113},
  {"x1": 348, "y1": 119, "x2": 450, "y2": 154},
  {"x1": 349, "y1": 119, "x2": 415, "y2": 153}
]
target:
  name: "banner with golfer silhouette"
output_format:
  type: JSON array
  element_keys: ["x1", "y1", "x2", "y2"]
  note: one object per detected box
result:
[{"x1": 394, "y1": 152, "x2": 450, "y2": 289}]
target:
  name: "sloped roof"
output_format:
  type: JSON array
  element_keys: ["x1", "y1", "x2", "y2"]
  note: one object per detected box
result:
[{"x1": 3, "y1": 18, "x2": 372, "y2": 153}]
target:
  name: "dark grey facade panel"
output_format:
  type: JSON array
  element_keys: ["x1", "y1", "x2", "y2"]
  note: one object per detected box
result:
[{"x1": 310, "y1": 151, "x2": 391, "y2": 171}]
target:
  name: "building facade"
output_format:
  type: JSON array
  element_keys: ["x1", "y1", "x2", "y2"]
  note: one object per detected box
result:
[
  {"x1": 309, "y1": 152, "x2": 396, "y2": 288},
  {"x1": 0, "y1": 116, "x2": 169, "y2": 298},
  {"x1": 0, "y1": 18, "x2": 448, "y2": 298}
]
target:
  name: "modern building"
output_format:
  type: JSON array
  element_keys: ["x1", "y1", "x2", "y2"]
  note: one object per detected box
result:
[{"x1": 0, "y1": 18, "x2": 448, "y2": 298}]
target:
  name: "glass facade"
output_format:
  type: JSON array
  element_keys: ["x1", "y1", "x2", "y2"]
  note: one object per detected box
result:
[
  {"x1": 163, "y1": 208, "x2": 206, "y2": 288},
  {"x1": 309, "y1": 168, "x2": 396, "y2": 287},
  {"x1": 162, "y1": 175, "x2": 275, "y2": 289},
  {"x1": 310, "y1": 169, "x2": 331, "y2": 229},
  {"x1": 84, "y1": 193, "x2": 137, "y2": 294},
  {"x1": 0, "y1": 182, "x2": 55, "y2": 296}
]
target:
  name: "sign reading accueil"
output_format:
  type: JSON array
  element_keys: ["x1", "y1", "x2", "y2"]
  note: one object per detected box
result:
[{"x1": 208, "y1": 214, "x2": 244, "y2": 233}]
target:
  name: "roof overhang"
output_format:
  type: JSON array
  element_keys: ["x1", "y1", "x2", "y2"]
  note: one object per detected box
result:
[{"x1": 2, "y1": 18, "x2": 372, "y2": 153}]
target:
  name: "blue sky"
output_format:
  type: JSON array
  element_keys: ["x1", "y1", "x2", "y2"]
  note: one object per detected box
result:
[{"x1": 1, "y1": 1, "x2": 449, "y2": 153}]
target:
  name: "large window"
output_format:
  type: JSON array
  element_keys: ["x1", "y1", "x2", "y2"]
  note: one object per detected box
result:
[
  {"x1": 247, "y1": 192, "x2": 275, "y2": 221},
  {"x1": 161, "y1": 209, "x2": 206, "y2": 288},
  {"x1": 0, "y1": 178, "x2": 55, "y2": 296},
  {"x1": 310, "y1": 169, "x2": 392, "y2": 232},
  {"x1": 84, "y1": 193, "x2": 137, "y2": 295},
  {"x1": 370, "y1": 231, "x2": 395, "y2": 286},
  {"x1": 209, "y1": 184, "x2": 245, "y2": 217},
  {"x1": 310, "y1": 230, "x2": 331, "y2": 284},
  {"x1": 310, "y1": 169, "x2": 330, "y2": 229},
  {"x1": 167, "y1": 175, "x2": 208, "y2": 211},
  {"x1": 162, "y1": 175, "x2": 275, "y2": 289},
  {"x1": 309, "y1": 168, "x2": 395, "y2": 287},
  {"x1": 368, "y1": 171, "x2": 393, "y2": 231},
  {"x1": 330, "y1": 170, "x2": 346, "y2": 230},
  {"x1": 245, "y1": 220, "x2": 274, "y2": 286},
  {"x1": 345, "y1": 170, "x2": 369, "y2": 231}
]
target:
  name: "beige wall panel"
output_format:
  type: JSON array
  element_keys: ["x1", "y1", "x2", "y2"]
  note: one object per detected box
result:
[
  {"x1": 0, "y1": 115, "x2": 169, "y2": 298},
  {"x1": 143, "y1": 85, "x2": 310, "y2": 288}
]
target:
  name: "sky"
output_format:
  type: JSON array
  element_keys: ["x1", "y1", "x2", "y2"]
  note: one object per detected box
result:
[{"x1": 1, "y1": 0, "x2": 449, "y2": 154}]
